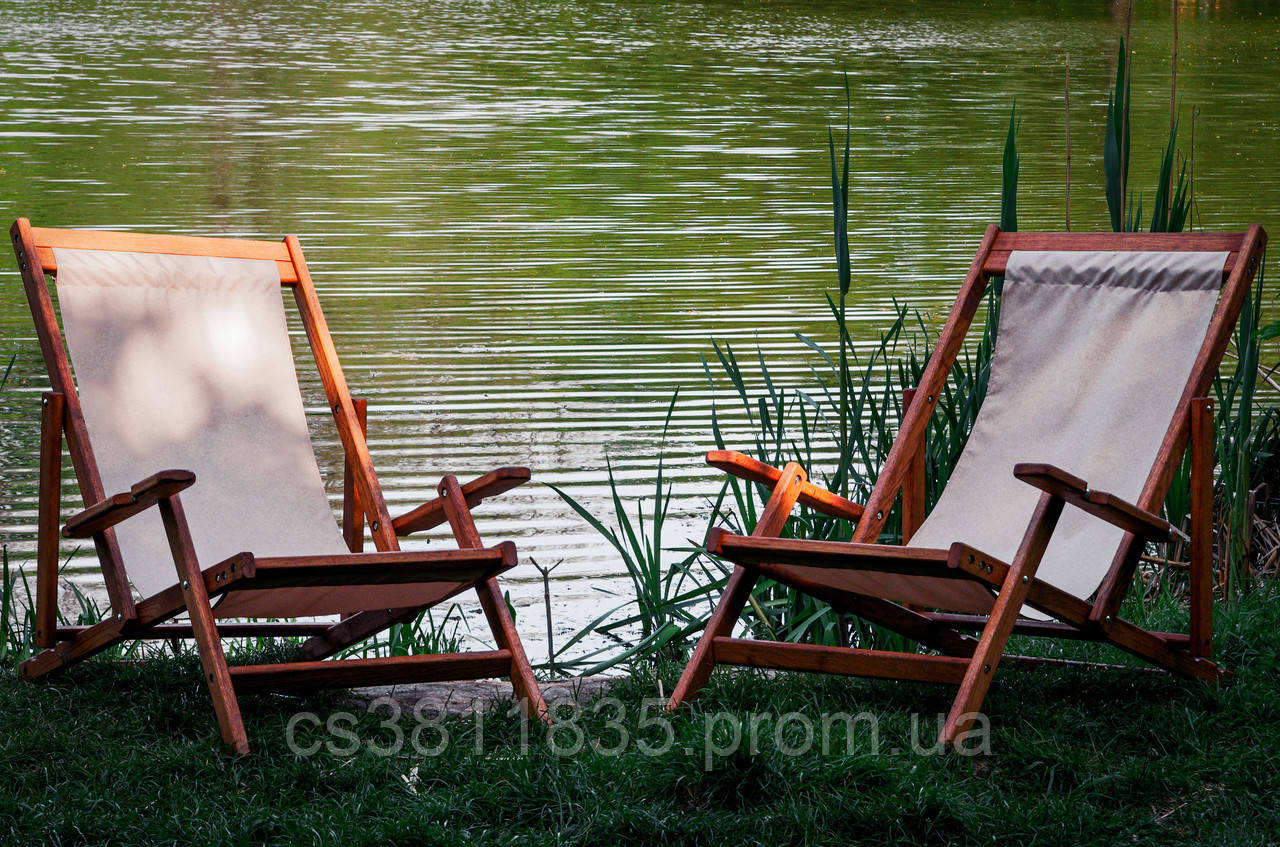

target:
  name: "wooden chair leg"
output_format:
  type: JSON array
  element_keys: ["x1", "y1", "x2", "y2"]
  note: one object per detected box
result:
[
  {"x1": 667, "y1": 564, "x2": 759, "y2": 708},
  {"x1": 1189, "y1": 397, "x2": 1214, "y2": 658},
  {"x1": 942, "y1": 491, "x2": 1063, "y2": 748},
  {"x1": 157, "y1": 494, "x2": 249, "y2": 755},
  {"x1": 669, "y1": 462, "x2": 808, "y2": 709},
  {"x1": 439, "y1": 475, "x2": 548, "y2": 722},
  {"x1": 36, "y1": 391, "x2": 64, "y2": 649}
]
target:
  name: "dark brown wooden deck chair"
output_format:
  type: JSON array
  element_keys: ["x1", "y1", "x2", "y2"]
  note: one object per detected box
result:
[
  {"x1": 11, "y1": 218, "x2": 548, "y2": 754},
  {"x1": 668, "y1": 226, "x2": 1268, "y2": 748}
]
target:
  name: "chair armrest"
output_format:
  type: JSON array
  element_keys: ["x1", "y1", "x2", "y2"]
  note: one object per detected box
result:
[
  {"x1": 391, "y1": 466, "x2": 531, "y2": 536},
  {"x1": 706, "y1": 450, "x2": 865, "y2": 522},
  {"x1": 63, "y1": 469, "x2": 196, "y2": 539},
  {"x1": 1012, "y1": 462, "x2": 1174, "y2": 542}
]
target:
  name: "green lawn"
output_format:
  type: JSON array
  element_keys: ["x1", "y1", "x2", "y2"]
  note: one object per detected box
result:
[{"x1": 4, "y1": 588, "x2": 1280, "y2": 846}]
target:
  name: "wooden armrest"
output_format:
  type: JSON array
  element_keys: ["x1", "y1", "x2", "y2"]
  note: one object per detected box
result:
[
  {"x1": 706, "y1": 450, "x2": 864, "y2": 522},
  {"x1": 63, "y1": 469, "x2": 196, "y2": 539},
  {"x1": 1012, "y1": 462, "x2": 1174, "y2": 542},
  {"x1": 392, "y1": 466, "x2": 531, "y2": 536}
]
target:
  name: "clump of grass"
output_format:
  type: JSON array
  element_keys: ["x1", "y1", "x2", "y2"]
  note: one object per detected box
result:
[{"x1": 548, "y1": 390, "x2": 727, "y2": 673}]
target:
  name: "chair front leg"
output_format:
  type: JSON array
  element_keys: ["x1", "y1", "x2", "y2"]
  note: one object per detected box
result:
[
  {"x1": 158, "y1": 493, "x2": 248, "y2": 755},
  {"x1": 439, "y1": 475, "x2": 549, "y2": 723},
  {"x1": 942, "y1": 490, "x2": 1064, "y2": 748},
  {"x1": 668, "y1": 462, "x2": 808, "y2": 709}
]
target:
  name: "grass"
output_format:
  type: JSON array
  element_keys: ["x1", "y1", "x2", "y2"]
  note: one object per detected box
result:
[{"x1": 2, "y1": 586, "x2": 1279, "y2": 845}]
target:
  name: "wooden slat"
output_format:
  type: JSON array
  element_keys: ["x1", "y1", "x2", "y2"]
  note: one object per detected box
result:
[
  {"x1": 133, "y1": 553, "x2": 255, "y2": 624},
  {"x1": 63, "y1": 469, "x2": 196, "y2": 538},
  {"x1": 393, "y1": 466, "x2": 532, "y2": 535},
  {"x1": 983, "y1": 231, "x2": 1245, "y2": 276},
  {"x1": 1103, "y1": 614, "x2": 1222, "y2": 681},
  {"x1": 30, "y1": 228, "x2": 297, "y2": 283},
  {"x1": 300, "y1": 602, "x2": 456, "y2": 661},
  {"x1": 709, "y1": 529, "x2": 955, "y2": 575},
  {"x1": 237, "y1": 544, "x2": 516, "y2": 590},
  {"x1": 229, "y1": 650, "x2": 513, "y2": 695},
  {"x1": 1189, "y1": 397, "x2": 1214, "y2": 657},
  {"x1": 1014, "y1": 462, "x2": 1175, "y2": 541},
  {"x1": 55, "y1": 622, "x2": 334, "y2": 640},
  {"x1": 36, "y1": 392, "x2": 63, "y2": 648},
  {"x1": 712, "y1": 637, "x2": 970, "y2": 684},
  {"x1": 21, "y1": 617, "x2": 130, "y2": 680},
  {"x1": 705, "y1": 451, "x2": 864, "y2": 522},
  {"x1": 900, "y1": 388, "x2": 926, "y2": 543},
  {"x1": 342, "y1": 397, "x2": 369, "y2": 552},
  {"x1": 989, "y1": 231, "x2": 1245, "y2": 250},
  {"x1": 922, "y1": 612, "x2": 1191, "y2": 645}
]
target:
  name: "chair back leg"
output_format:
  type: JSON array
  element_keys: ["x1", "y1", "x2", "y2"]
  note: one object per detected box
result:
[
  {"x1": 1189, "y1": 397, "x2": 1214, "y2": 658},
  {"x1": 36, "y1": 392, "x2": 64, "y2": 649}
]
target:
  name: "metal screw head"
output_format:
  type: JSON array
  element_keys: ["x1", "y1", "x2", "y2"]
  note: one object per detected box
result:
[
  {"x1": 1104, "y1": 615, "x2": 1112, "y2": 624},
  {"x1": 370, "y1": 520, "x2": 380, "y2": 531},
  {"x1": 968, "y1": 554, "x2": 975, "y2": 564},
  {"x1": 1021, "y1": 575, "x2": 1029, "y2": 584},
  {"x1": 927, "y1": 395, "x2": 935, "y2": 403},
  {"x1": 983, "y1": 664, "x2": 991, "y2": 673},
  {"x1": 115, "y1": 612, "x2": 123, "y2": 621},
  {"x1": 875, "y1": 511, "x2": 883, "y2": 520},
  {"x1": 182, "y1": 580, "x2": 190, "y2": 590}
]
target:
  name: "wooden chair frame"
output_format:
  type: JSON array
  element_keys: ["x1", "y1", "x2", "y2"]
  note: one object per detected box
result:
[
  {"x1": 11, "y1": 218, "x2": 548, "y2": 754},
  {"x1": 668, "y1": 225, "x2": 1268, "y2": 747}
]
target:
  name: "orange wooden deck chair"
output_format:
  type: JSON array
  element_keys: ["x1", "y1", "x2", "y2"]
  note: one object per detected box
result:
[
  {"x1": 11, "y1": 218, "x2": 548, "y2": 754},
  {"x1": 668, "y1": 226, "x2": 1268, "y2": 748}
]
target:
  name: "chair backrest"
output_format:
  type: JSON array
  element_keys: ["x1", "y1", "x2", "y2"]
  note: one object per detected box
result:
[
  {"x1": 856, "y1": 228, "x2": 1267, "y2": 616},
  {"x1": 907, "y1": 250, "x2": 1222, "y2": 609},
  {"x1": 11, "y1": 220, "x2": 399, "y2": 616}
]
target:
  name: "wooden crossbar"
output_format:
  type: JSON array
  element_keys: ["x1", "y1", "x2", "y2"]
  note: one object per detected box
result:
[{"x1": 229, "y1": 651, "x2": 514, "y2": 694}]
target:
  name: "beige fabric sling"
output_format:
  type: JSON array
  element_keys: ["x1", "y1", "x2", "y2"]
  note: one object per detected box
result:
[
  {"x1": 54, "y1": 248, "x2": 458, "y2": 617},
  {"x1": 786, "y1": 250, "x2": 1227, "y2": 616}
]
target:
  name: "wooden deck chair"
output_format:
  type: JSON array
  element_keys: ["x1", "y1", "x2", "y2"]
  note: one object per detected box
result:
[
  {"x1": 11, "y1": 218, "x2": 548, "y2": 754},
  {"x1": 668, "y1": 226, "x2": 1268, "y2": 748}
]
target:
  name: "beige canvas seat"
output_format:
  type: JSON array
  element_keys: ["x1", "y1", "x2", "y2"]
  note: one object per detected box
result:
[
  {"x1": 13, "y1": 219, "x2": 547, "y2": 754},
  {"x1": 667, "y1": 226, "x2": 1268, "y2": 748}
]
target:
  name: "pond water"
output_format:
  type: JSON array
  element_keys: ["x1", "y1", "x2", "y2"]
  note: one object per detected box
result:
[{"x1": 1, "y1": 0, "x2": 1278, "y2": 663}]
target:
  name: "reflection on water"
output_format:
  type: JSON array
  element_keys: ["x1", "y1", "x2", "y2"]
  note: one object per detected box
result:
[{"x1": 1, "y1": 0, "x2": 1278, "y2": 661}]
